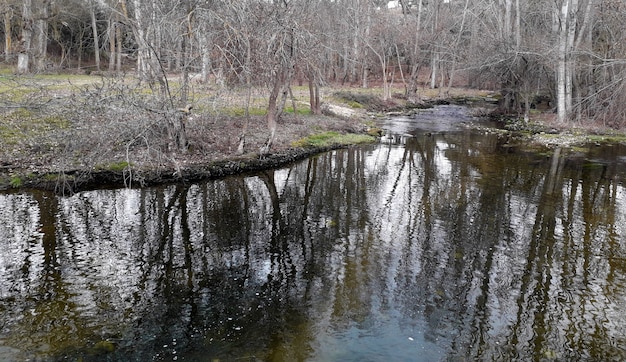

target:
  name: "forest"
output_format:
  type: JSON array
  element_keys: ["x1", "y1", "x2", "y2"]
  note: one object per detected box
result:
[{"x1": 2, "y1": 0, "x2": 626, "y2": 157}]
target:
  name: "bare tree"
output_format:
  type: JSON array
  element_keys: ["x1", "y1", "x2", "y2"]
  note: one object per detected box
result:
[
  {"x1": 17, "y1": 0, "x2": 33, "y2": 73},
  {"x1": 32, "y1": 0, "x2": 51, "y2": 72},
  {"x1": 2, "y1": 3, "x2": 14, "y2": 62},
  {"x1": 89, "y1": 0, "x2": 100, "y2": 71}
]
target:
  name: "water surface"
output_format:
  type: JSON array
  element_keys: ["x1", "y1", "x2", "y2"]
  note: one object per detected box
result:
[{"x1": 2, "y1": 106, "x2": 626, "y2": 361}]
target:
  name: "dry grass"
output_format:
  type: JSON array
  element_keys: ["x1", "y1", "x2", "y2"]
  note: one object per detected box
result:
[{"x1": 0, "y1": 72, "x2": 373, "y2": 180}]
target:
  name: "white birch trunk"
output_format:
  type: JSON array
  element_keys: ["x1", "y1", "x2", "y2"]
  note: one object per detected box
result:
[{"x1": 556, "y1": 0, "x2": 570, "y2": 123}]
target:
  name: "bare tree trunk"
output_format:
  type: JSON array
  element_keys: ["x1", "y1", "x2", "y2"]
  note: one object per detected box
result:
[
  {"x1": 180, "y1": 8, "x2": 193, "y2": 106},
  {"x1": 566, "y1": 0, "x2": 578, "y2": 114},
  {"x1": 133, "y1": 0, "x2": 147, "y2": 78},
  {"x1": 17, "y1": 0, "x2": 33, "y2": 74},
  {"x1": 261, "y1": 68, "x2": 291, "y2": 155},
  {"x1": 132, "y1": 0, "x2": 153, "y2": 81},
  {"x1": 368, "y1": 42, "x2": 390, "y2": 100},
  {"x1": 168, "y1": 109, "x2": 189, "y2": 153},
  {"x1": 430, "y1": 52, "x2": 438, "y2": 89},
  {"x1": 32, "y1": 0, "x2": 49, "y2": 72},
  {"x1": 3, "y1": 10, "x2": 11, "y2": 62},
  {"x1": 262, "y1": 78, "x2": 280, "y2": 155},
  {"x1": 77, "y1": 26, "x2": 84, "y2": 70},
  {"x1": 362, "y1": 0, "x2": 371, "y2": 89},
  {"x1": 407, "y1": 0, "x2": 423, "y2": 103},
  {"x1": 556, "y1": 0, "x2": 575, "y2": 123},
  {"x1": 115, "y1": 0, "x2": 128, "y2": 73},
  {"x1": 115, "y1": 20, "x2": 122, "y2": 71},
  {"x1": 429, "y1": 0, "x2": 439, "y2": 89},
  {"x1": 108, "y1": 18, "x2": 115, "y2": 71},
  {"x1": 308, "y1": 70, "x2": 321, "y2": 115},
  {"x1": 446, "y1": 0, "x2": 470, "y2": 93},
  {"x1": 90, "y1": 1, "x2": 101, "y2": 71},
  {"x1": 350, "y1": 2, "x2": 360, "y2": 84},
  {"x1": 515, "y1": 0, "x2": 521, "y2": 48},
  {"x1": 288, "y1": 86, "x2": 298, "y2": 115},
  {"x1": 237, "y1": 26, "x2": 253, "y2": 155},
  {"x1": 200, "y1": 30, "x2": 211, "y2": 83},
  {"x1": 504, "y1": 0, "x2": 512, "y2": 41}
]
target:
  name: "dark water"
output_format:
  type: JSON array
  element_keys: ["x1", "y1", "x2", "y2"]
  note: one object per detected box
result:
[{"x1": 2, "y1": 106, "x2": 626, "y2": 361}]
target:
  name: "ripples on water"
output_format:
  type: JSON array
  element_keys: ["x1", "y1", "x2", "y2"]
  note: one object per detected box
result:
[{"x1": 2, "y1": 107, "x2": 626, "y2": 361}]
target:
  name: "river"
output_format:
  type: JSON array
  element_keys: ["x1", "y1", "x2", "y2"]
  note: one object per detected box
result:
[{"x1": 2, "y1": 105, "x2": 626, "y2": 361}]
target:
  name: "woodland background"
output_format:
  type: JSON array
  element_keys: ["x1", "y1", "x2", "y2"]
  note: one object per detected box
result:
[{"x1": 4, "y1": 0, "x2": 626, "y2": 124}]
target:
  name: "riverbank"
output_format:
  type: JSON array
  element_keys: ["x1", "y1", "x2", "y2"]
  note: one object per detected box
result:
[
  {"x1": 2, "y1": 76, "x2": 625, "y2": 194},
  {"x1": 0, "y1": 110, "x2": 378, "y2": 194},
  {"x1": 0, "y1": 73, "x2": 384, "y2": 193}
]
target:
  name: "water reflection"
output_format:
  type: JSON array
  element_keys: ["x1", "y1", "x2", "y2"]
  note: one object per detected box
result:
[{"x1": 2, "y1": 131, "x2": 626, "y2": 361}]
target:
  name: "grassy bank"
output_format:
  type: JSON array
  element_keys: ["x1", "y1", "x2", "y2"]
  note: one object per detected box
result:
[
  {"x1": 0, "y1": 71, "x2": 387, "y2": 193},
  {"x1": 3, "y1": 70, "x2": 624, "y2": 193}
]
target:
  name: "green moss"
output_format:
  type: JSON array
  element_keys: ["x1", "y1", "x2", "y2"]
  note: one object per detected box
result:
[
  {"x1": 346, "y1": 101, "x2": 364, "y2": 109},
  {"x1": 536, "y1": 133, "x2": 561, "y2": 139},
  {"x1": 9, "y1": 176, "x2": 22, "y2": 188},
  {"x1": 588, "y1": 134, "x2": 626, "y2": 144},
  {"x1": 332, "y1": 91, "x2": 377, "y2": 109},
  {"x1": 291, "y1": 131, "x2": 375, "y2": 148},
  {"x1": 284, "y1": 106, "x2": 312, "y2": 115},
  {"x1": 96, "y1": 161, "x2": 131, "y2": 172}
]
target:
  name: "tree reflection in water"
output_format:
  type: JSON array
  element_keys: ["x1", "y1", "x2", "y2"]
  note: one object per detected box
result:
[{"x1": 1, "y1": 131, "x2": 626, "y2": 361}]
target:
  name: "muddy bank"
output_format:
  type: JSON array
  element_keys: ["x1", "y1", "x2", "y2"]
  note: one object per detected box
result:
[
  {"x1": 17, "y1": 144, "x2": 358, "y2": 195},
  {"x1": 1, "y1": 101, "x2": 376, "y2": 194}
]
